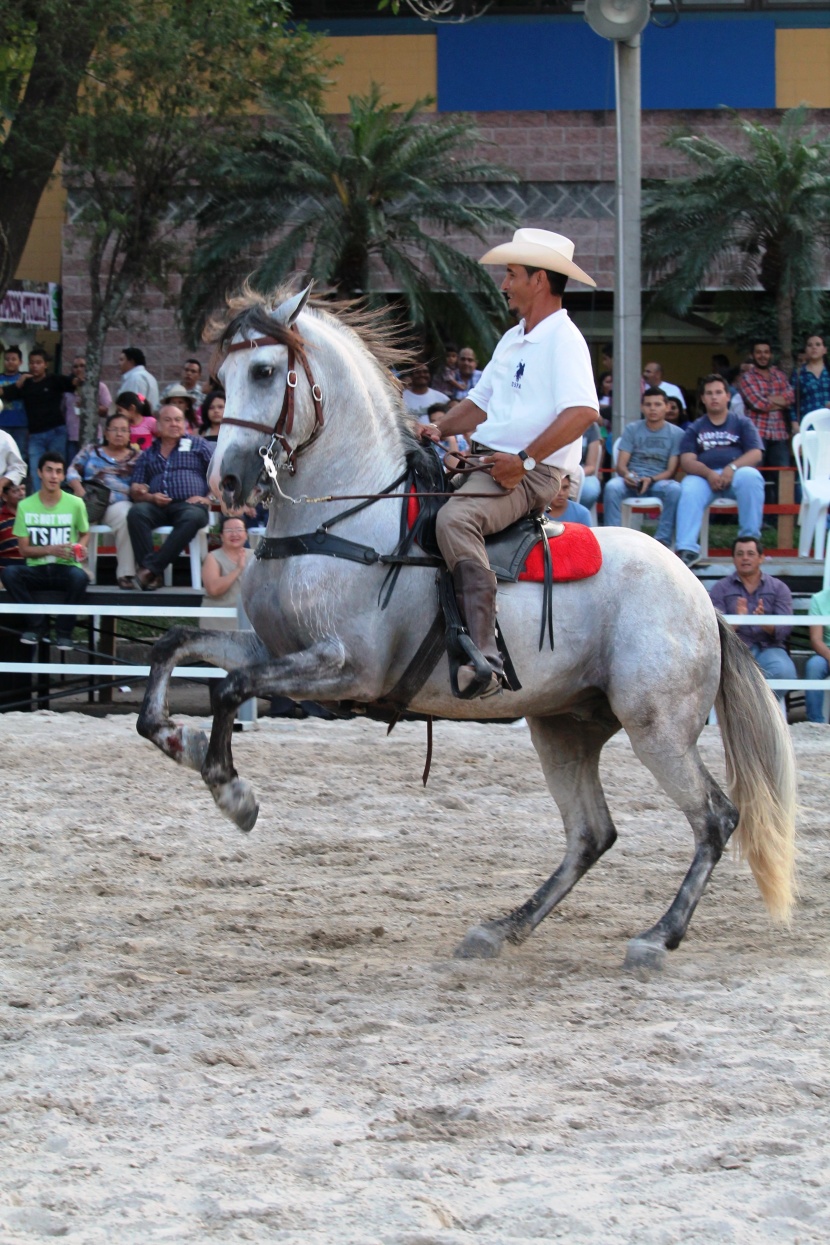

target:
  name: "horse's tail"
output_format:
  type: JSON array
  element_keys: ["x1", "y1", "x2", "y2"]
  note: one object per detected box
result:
[{"x1": 714, "y1": 613, "x2": 797, "y2": 922}]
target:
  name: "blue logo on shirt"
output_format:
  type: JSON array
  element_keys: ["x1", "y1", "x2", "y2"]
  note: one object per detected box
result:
[{"x1": 513, "y1": 361, "x2": 525, "y2": 389}]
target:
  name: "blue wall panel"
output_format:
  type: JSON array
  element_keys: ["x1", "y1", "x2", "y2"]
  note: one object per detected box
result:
[
  {"x1": 641, "y1": 21, "x2": 775, "y2": 110},
  {"x1": 437, "y1": 21, "x2": 615, "y2": 113},
  {"x1": 437, "y1": 18, "x2": 776, "y2": 112}
]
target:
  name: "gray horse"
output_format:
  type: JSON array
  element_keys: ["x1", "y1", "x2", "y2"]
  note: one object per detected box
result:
[{"x1": 138, "y1": 286, "x2": 796, "y2": 970}]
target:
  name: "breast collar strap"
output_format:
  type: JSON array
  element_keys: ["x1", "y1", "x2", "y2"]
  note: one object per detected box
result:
[{"x1": 221, "y1": 335, "x2": 324, "y2": 474}]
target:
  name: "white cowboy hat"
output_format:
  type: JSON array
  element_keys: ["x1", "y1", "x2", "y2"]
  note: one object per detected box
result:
[{"x1": 479, "y1": 228, "x2": 596, "y2": 288}]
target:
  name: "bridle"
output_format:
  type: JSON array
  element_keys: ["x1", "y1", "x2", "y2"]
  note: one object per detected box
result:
[{"x1": 221, "y1": 334, "x2": 324, "y2": 477}]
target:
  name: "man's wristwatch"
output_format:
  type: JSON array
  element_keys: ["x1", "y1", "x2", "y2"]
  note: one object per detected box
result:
[{"x1": 518, "y1": 450, "x2": 536, "y2": 472}]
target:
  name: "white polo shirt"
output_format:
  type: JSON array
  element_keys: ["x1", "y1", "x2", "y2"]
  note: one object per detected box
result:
[{"x1": 467, "y1": 309, "x2": 599, "y2": 473}]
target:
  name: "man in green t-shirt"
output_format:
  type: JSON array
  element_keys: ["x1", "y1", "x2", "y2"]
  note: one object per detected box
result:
[
  {"x1": 806, "y1": 586, "x2": 830, "y2": 723},
  {"x1": 0, "y1": 451, "x2": 90, "y2": 649}
]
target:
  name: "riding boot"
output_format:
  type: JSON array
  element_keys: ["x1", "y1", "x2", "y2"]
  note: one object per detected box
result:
[{"x1": 452, "y1": 558, "x2": 503, "y2": 698}]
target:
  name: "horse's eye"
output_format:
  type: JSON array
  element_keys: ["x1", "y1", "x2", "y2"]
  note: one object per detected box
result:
[{"x1": 252, "y1": 363, "x2": 276, "y2": 381}]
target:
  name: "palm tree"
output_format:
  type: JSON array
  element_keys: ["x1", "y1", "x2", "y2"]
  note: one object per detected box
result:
[
  {"x1": 643, "y1": 108, "x2": 830, "y2": 371},
  {"x1": 180, "y1": 84, "x2": 518, "y2": 352}
]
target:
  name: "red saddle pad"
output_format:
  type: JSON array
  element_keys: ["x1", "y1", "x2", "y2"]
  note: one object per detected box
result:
[{"x1": 519, "y1": 522, "x2": 602, "y2": 583}]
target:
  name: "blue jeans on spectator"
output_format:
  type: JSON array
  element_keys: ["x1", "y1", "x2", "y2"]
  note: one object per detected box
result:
[
  {"x1": 0, "y1": 561, "x2": 88, "y2": 638},
  {"x1": 602, "y1": 476, "x2": 680, "y2": 545},
  {"x1": 28, "y1": 426, "x2": 68, "y2": 483},
  {"x1": 805, "y1": 653, "x2": 830, "y2": 723},
  {"x1": 675, "y1": 466, "x2": 764, "y2": 555},
  {"x1": 579, "y1": 474, "x2": 601, "y2": 513},
  {"x1": 748, "y1": 643, "x2": 797, "y2": 710}
]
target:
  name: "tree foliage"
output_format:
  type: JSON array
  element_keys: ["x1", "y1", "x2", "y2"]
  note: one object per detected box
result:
[
  {"x1": 643, "y1": 108, "x2": 830, "y2": 371},
  {"x1": 180, "y1": 83, "x2": 518, "y2": 353},
  {"x1": 63, "y1": 0, "x2": 328, "y2": 440},
  {"x1": 0, "y1": 0, "x2": 104, "y2": 296}
]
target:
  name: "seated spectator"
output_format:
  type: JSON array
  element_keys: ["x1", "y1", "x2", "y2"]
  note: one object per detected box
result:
[
  {"x1": 402, "y1": 364, "x2": 449, "y2": 425},
  {"x1": 452, "y1": 347, "x2": 482, "y2": 400},
  {"x1": 709, "y1": 537, "x2": 796, "y2": 711},
  {"x1": 127, "y1": 405, "x2": 213, "y2": 590},
  {"x1": 643, "y1": 360, "x2": 686, "y2": 410},
  {"x1": 199, "y1": 389, "x2": 226, "y2": 442},
  {"x1": 162, "y1": 358, "x2": 204, "y2": 407},
  {"x1": 548, "y1": 472, "x2": 591, "y2": 526},
  {"x1": 116, "y1": 346, "x2": 159, "y2": 413},
  {"x1": 162, "y1": 384, "x2": 198, "y2": 432},
  {"x1": 201, "y1": 515, "x2": 253, "y2": 629},
  {"x1": 115, "y1": 391, "x2": 156, "y2": 451},
  {"x1": 805, "y1": 582, "x2": 830, "y2": 724},
  {"x1": 1, "y1": 452, "x2": 89, "y2": 649},
  {"x1": 675, "y1": 374, "x2": 764, "y2": 568},
  {"x1": 0, "y1": 427, "x2": 26, "y2": 490},
  {"x1": 0, "y1": 480, "x2": 25, "y2": 564},
  {"x1": 67, "y1": 413, "x2": 141, "y2": 589},
  {"x1": 579, "y1": 418, "x2": 603, "y2": 513},
  {"x1": 431, "y1": 343, "x2": 459, "y2": 397},
  {"x1": 603, "y1": 388, "x2": 682, "y2": 547}
]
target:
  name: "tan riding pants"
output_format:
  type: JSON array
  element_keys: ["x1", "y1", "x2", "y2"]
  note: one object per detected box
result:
[{"x1": 435, "y1": 462, "x2": 562, "y2": 572}]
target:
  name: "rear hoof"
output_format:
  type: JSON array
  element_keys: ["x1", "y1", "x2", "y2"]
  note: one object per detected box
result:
[
  {"x1": 454, "y1": 924, "x2": 505, "y2": 960},
  {"x1": 211, "y1": 778, "x2": 259, "y2": 832},
  {"x1": 624, "y1": 938, "x2": 666, "y2": 974}
]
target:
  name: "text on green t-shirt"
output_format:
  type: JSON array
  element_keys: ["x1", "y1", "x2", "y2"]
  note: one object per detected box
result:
[{"x1": 12, "y1": 492, "x2": 90, "y2": 566}]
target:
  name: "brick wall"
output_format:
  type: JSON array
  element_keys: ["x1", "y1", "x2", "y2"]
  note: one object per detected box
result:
[{"x1": 61, "y1": 107, "x2": 830, "y2": 394}]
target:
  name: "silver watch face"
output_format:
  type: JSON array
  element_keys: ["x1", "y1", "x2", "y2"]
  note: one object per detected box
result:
[{"x1": 523, "y1": 455, "x2": 536, "y2": 471}]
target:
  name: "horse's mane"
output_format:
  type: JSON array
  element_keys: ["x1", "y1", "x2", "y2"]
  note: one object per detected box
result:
[{"x1": 205, "y1": 282, "x2": 413, "y2": 383}]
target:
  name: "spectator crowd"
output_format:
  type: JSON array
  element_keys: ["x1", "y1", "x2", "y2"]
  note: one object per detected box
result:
[{"x1": 0, "y1": 330, "x2": 828, "y2": 721}]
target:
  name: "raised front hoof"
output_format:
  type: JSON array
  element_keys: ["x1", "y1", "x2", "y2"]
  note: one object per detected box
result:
[
  {"x1": 623, "y1": 937, "x2": 667, "y2": 974},
  {"x1": 454, "y1": 924, "x2": 505, "y2": 960},
  {"x1": 210, "y1": 778, "x2": 259, "y2": 833}
]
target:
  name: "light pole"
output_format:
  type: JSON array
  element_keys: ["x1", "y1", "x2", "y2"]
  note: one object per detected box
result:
[{"x1": 585, "y1": 0, "x2": 651, "y2": 440}]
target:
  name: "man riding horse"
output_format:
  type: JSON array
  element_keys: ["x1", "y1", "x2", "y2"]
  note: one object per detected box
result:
[{"x1": 421, "y1": 229, "x2": 600, "y2": 697}]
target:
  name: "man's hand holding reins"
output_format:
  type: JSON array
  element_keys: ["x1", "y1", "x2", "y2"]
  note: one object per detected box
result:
[{"x1": 482, "y1": 453, "x2": 525, "y2": 489}]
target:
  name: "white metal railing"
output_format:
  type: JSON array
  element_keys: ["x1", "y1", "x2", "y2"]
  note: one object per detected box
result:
[
  {"x1": 1, "y1": 605, "x2": 829, "y2": 701},
  {"x1": 0, "y1": 602, "x2": 237, "y2": 680}
]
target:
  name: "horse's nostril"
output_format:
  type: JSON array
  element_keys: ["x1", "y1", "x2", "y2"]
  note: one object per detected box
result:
[{"x1": 221, "y1": 473, "x2": 241, "y2": 496}]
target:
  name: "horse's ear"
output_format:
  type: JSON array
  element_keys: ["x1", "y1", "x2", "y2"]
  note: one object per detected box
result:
[{"x1": 272, "y1": 283, "x2": 313, "y2": 327}]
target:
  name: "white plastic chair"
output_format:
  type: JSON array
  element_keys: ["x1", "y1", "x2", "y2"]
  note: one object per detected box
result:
[
  {"x1": 794, "y1": 409, "x2": 830, "y2": 559},
  {"x1": 698, "y1": 496, "x2": 737, "y2": 557},
  {"x1": 85, "y1": 524, "x2": 115, "y2": 584},
  {"x1": 611, "y1": 440, "x2": 665, "y2": 533}
]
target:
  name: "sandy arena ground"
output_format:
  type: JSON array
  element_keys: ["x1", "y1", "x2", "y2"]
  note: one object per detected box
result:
[{"x1": 1, "y1": 712, "x2": 828, "y2": 1244}]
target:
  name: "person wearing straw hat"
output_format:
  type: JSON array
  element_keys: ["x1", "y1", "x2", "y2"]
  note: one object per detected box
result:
[{"x1": 421, "y1": 228, "x2": 599, "y2": 697}]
